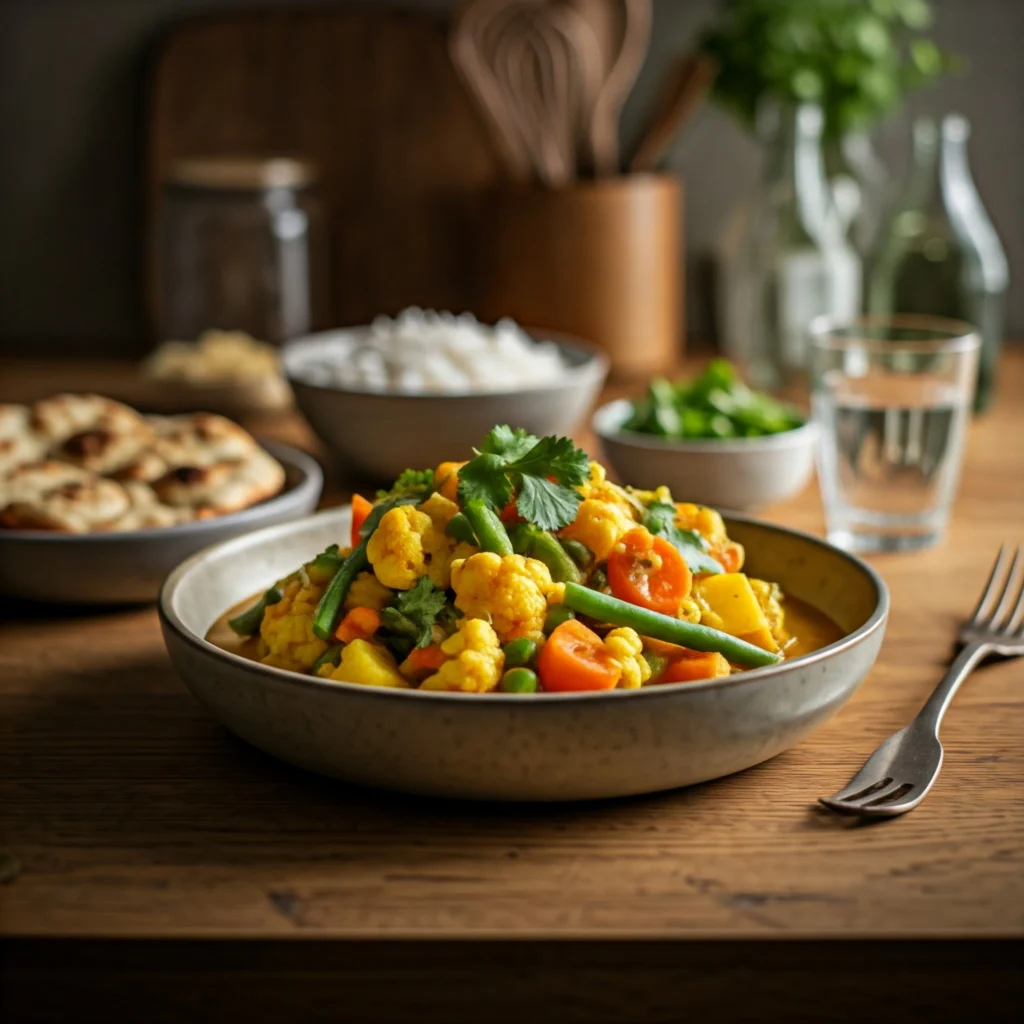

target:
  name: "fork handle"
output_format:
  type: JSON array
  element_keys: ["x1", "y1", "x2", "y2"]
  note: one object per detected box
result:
[{"x1": 917, "y1": 642, "x2": 989, "y2": 734}]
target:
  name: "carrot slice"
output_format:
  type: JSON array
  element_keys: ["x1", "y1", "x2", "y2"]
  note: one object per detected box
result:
[
  {"x1": 713, "y1": 540, "x2": 744, "y2": 574},
  {"x1": 400, "y1": 643, "x2": 448, "y2": 680},
  {"x1": 536, "y1": 619, "x2": 621, "y2": 692},
  {"x1": 661, "y1": 651, "x2": 731, "y2": 683},
  {"x1": 334, "y1": 606, "x2": 380, "y2": 644},
  {"x1": 607, "y1": 528, "x2": 692, "y2": 614},
  {"x1": 350, "y1": 494, "x2": 373, "y2": 548}
]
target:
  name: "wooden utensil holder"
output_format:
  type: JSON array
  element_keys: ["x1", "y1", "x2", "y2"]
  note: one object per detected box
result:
[{"x1": 479, "y1": 174, "x2": 682, "y2": 379}]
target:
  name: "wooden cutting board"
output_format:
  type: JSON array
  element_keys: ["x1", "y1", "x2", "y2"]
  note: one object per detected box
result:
[{"x1": 148, "y1": 7, "x2": 504, "y2": 333}]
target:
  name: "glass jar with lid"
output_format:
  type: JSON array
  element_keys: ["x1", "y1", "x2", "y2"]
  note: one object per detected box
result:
[{"x1": 157, "y1": 157, "x2": 327, "y2": 346}]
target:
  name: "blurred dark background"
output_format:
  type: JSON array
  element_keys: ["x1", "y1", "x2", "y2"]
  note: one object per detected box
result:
[{"x1": 0, "y1": 0, "x2": 1020, "y2": 357}]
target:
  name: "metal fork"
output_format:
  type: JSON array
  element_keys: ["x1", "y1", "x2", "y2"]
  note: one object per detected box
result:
[{"x1": 819, "y1": 545, "x2": 1024, "y2": 819}]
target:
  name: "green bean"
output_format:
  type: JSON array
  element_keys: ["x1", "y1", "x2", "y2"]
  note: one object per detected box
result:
[
  {"x1": 500, "y1": 667, "x2": 539, "y2": 693},
  {"x1": 502, "y1": 637, "x2": 538, "y2": 668},
  {"x1": 462, "y1": 499, "x2": 513, "y2": 556},
  {"x1": 311, "y1": 643, "x2": 343, "y2": 673},
  {"x1": 560, "y1": 539, "x2": 593, "y2": 570},
  {"x1": 311, "y1": 544, "x2": 369, "y2": 641},
  {"x1": 543, "y1": 603, "x2": 576, "y2": 635},
  {"x1": 508, "y1": 523, "x2": 581, "y2": 583},
  {"x1": 311, "y1": 495, "x2": 419, "y2": 641},
  {"x1": 445, "y1": 512, "x2": 478, "y2": 545},
  {"x1": 562, "y1": 583, "x2": 781, "y2": 669},
  {"x1": 228, "y1": 586, "x2": 283, "y2": 636}
]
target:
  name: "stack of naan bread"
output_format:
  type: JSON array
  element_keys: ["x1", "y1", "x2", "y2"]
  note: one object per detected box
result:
[{"x1": 0, "y1": 395, "x2": 285, "y2": 532}]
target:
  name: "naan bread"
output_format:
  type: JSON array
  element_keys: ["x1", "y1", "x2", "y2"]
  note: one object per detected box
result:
[
  {"x1": 152, "y1": 447, "x2": 285, "y2": 515},
  {"x1": 0, "y1": 476, "x2": 131, "y2": 533},
  {"x1": 0, "y1": 405, "x2": 47, "y2": 474},
  {"x1": 1, "y1": 396, "x2": 285, "y2": 532}
]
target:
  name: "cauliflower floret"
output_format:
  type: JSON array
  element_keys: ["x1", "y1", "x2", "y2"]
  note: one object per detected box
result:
[
  {"x1": 420, "y1": 617, "x2": 504, "y2": 693},
  {"x1": 749, "y1": 578, "x2": 789, "y2": 650},
  {"x1": 559, "y1": 498, "x2": 637, "y2": 562},
  {"x1": 602, "y1": 627, "x2": 652, "y2": 690},
  {"x1": 675, "y1": 502, "x2": 728, "y2": 545},
  {"x1": 450, "y1": 552, "x2": 563, "y2": 642},
  {"x1": 366, "y1": 504, "x2": 466, "y2": 589},
  {"x1": 417, "y1": 491, "x2": 460, "y2": 529},
  {"x1": 343, "y1": 571, "x2": 392, "y2": 612},
  {"x1": 579, "y1": 462, "x2": 639, "y2": 510},
  {"x1": 259, "y1": 578, "x2": 328, "y2": 672}
]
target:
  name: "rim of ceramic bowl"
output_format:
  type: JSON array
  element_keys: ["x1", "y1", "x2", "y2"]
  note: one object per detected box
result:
[
  {"x1": 0, "y1": 440, "x2": 323, "y2": 544},
  {"x1": 281, "y1": 328, "x2": 609, "y2": 400},
  {"x1": 593, "y1": 399, "x2": 817, "y2": 454},
  {"x1": 159, "y1": 506, "x2": 889, "y2": 705}
]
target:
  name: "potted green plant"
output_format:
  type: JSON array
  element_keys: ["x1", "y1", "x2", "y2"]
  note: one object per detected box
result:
[{"x1": 700, "y1": 0, "x2": 955, "y2": 252}]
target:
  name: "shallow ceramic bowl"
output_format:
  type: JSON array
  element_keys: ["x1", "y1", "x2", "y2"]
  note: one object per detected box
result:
[
  {"x1": 282, "y1": 330, "x2": 608, "y2": 480},
  {"x1": 0, "y1": 441, "x2": 322, "y2": 605},
  {"x1": 160, "y1": 506, "x2": 888, "y2": 802},
  {"x1": 594, "y1": 399, "x2": 818, "y2": 510}
]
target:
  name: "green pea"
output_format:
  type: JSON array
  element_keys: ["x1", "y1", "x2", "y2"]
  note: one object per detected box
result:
[
  {"x1": 500, "y1": 667, "x2": 539, "y2": 693},
  {"x1": 502, "y1": 637, "x2": 538, "y2": 668},
  {"x1": 642, "y1": 651, "x2": 669, "y2": 681},
  {"x1": 543, "y1": 604, "x2": 576, "y2": 635}
]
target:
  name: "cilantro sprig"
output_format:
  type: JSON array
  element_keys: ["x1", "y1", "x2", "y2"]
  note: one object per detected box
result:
[
  {"x1": 456, "y1": 427, "x2": 590, "y2": 532},
  {"x1": 379, "y1": 576, "x2": 451, "y2": 649},
  {"x1": 642, "y1": 500, "x2": 724, "y2": 575}
]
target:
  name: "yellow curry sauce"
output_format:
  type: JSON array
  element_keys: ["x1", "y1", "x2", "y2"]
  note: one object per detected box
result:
[{"x1": 206, "y1": 591, "x2": 842, "y2": 675}]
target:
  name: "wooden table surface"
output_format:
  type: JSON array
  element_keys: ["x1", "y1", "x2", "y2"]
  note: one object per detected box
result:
[{"x1": 1, "y1": 356, "x2": 1022, "y2": 1020}]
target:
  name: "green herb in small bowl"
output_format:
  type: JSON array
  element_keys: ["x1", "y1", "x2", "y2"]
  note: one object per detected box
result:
[
  {"x1": 622, "y1": 360, "x2": 805, "y2": 441},
  {"x1": 592, "y1": 362, "x2": 817, "y2": 510}
]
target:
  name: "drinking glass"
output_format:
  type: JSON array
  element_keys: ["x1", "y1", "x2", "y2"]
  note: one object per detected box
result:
[{"x1": 810, "y1": 314, "x2": 980, "y2": 554}]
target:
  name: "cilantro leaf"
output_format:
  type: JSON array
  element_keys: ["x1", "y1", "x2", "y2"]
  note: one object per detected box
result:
[
  {"x1": 379, "y1": 576, "x2": 449, "y2": 648},
  {"x1": 456, "y1": 452, "x2": 515, "y2": 510},
  {"x1": 643, "y1": 501, "x2": 723, "y2": 575},
  {"x1": 480, "y1": 425, "x2": 538, "y2": 461},
  {"x1": 516, "y1": 475, "x2": 583, "y2": 532},
  {"x1": 506, "y1": 435, "x2": 590, "y2": 488}
]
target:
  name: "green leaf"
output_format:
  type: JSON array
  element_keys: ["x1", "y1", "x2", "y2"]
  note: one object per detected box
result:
[
  {"x1": 643, "y1": 501, "x2": 724, "y2": 575},
  {"x1": 506, "y1": 435, "x2": 590, "y2": 489},
  {"x1": 480, "y1": 425, "x2": 538, "y2": 461},
  {"x1": 457, "y1": 453, "x2": 515, "y2": 510},
  {"x1": 516, "y1": 476, "x2": 582, "y2": 532},
  {"x1": 380, "y1": 576, "x2": 449, "y2": 648}
]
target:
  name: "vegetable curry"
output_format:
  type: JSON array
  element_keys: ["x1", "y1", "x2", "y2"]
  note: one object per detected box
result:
[{"x1": 208, "y1": 427, "x2": 842, "y2": 693}]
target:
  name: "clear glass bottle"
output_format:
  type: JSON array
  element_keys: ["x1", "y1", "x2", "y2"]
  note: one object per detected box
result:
[
  {"x1": 827, "y1": 131, "x2": 889, "y2": 258},
  {"x1": 158, "y1": 157, "x2": 328, "y2": 346},
  {"x1": 865, "y1": 116, "x2": 1008, "y2": 411},
  {"x1": 721, "y1": 102, "x2": 861, "y2": 391}
]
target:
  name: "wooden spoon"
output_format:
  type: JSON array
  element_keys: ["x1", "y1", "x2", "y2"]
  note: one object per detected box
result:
[{"x1": 629, "y1": 56, "x2": 717, "y2": 173}]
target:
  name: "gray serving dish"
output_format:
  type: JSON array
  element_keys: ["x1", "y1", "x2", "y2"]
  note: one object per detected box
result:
[
  {"x1": 0, "y1": 441, "x2": 322, "y2": 605},
  {"x1": 281, "y1": 330, "x2": 609, "y2": 480},
  {"x1": 160, "y1": 505, "x2": 888, "y2": 802}
]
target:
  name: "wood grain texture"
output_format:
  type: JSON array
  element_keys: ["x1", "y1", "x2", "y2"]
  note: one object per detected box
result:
[
  {"x1": 0, "y1": 356, "x2": 1022, "y2": 944},
  {"x1": 148, "y1": 8, "x2": 504, "y2": 334}
]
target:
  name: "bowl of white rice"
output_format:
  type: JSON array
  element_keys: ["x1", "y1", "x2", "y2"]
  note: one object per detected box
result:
[{"x1": 282, "y1": 310, "x2": 608, "y2": 479}]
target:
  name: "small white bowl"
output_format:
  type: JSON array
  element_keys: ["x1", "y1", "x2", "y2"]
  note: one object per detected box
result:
[
  {"x1": 282, "y1": 329, "x2": 608, "y2": 480},
  {"x1": 593, "y1": 399, "x2": 818, "y2": 510}
]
